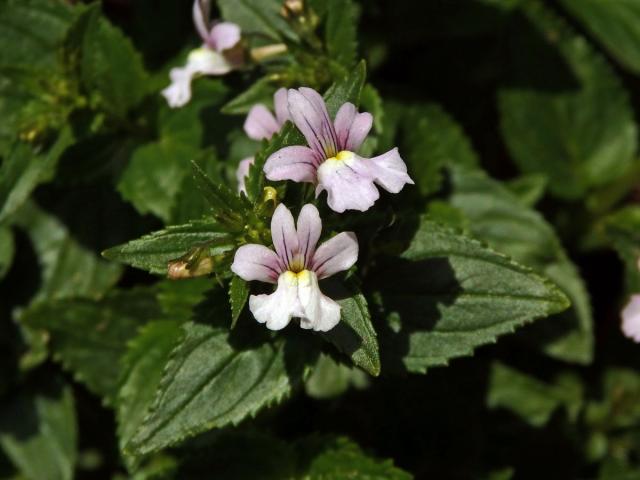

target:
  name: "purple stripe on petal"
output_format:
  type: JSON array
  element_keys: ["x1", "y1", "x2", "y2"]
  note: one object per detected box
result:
[
  {"x1": 368, "y1": 148, "x2": 414, "y2": 193},
  {"x1": 312, "y1": 232, "x2": 359, "y2": 279},
  {"x1": 333, "y1": 103, "x2": 373, "y2": 152},
  {"x1": 271, "y1": 204, "x2": 299, "y2": 269},
  {"x1": 244, "y1": 104, "x2": 280, "y2": 141},
  {"x1": 231, "y1": 244, "x2": 281, "y2": 283},
  {"x1": 296, "y1": 204, "x2": 322, "y2": 267},
  {"x1": 264, "y1": 146, "x2": 319, "y2": 183},
  {"x1": 334, "y1": 103, "x2": 356, "y2": 150},
  {"x1": 288, "y1": 88, "x2": 338, "y2": 159},
  {"x1": 209, "y1": 22, "x2": 241, "y2": 52}
]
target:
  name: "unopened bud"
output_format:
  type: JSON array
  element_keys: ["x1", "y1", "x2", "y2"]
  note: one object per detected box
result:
[
  {"x1": 262, "y1": 186, "x2": 278, "y2": 203},
  {"x1": 281, "y1": 0, "x2": 303, "y2": 17},
  {"x1": 250, "y1": 44, "x2": 287, "y2": 63},
  {"x1": 167, "y1": 247, "x2": 215, "y2": 279}
]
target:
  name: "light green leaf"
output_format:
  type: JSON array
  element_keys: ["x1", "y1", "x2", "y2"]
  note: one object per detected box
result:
[
  {"x1": 499, "y1": 1, "x2": 637, "y2": 199},
  {"x1": 603, "y1": 206, "x2": 640, "y2": 293},
  {"x1": 102, "y1": 220, "x2": 233, "y2": 275},
  {"x1": 487, "y1": 362, "x2": 582, "y2": 427},
  {"x1": 229, "y1": 275, "x2": 249, "y2": 329},
  {"x1": 0, "y1": 377, "x2": 77, "y2": 480},
  {"x1": 20, "y1": 287, "x2": 163, "y2": 404},
  {"x1": 117, "y1": 320, "x2": 182, "y2": 467},
  {"x1": 322, "y1": 282, "x2": 380, "y2": 376},
  {"x1": 375, "y1": 221, "x2": 569, "y2": 373},
  {"x1": 561, "y1": 0, "x2": 640, "y2": 75},
  {"x1": 360, "y1": 84, "x2": 384, "y2": 133},
  {"x1": 326, "y1": 0, "x2": 358, "y2": 68},
  {"x1": 505, "y1": 174, "x2": 547, "y2": 207},
  {"x1": 305, "y1": 353, "x2": 369, "y2": 400},
  {"x1": 14, "y1": 201, "x2": 122, "y2": 302},
  {"x1": 117, "y1": 141, "x2": 199, "y2": 223},
  {"x1": 217, "y1": 0, "x2": 298, "y2": 41},
  {"x1": 0, "y1": 129, "x2": 74, "y2": 223},
  {"x1": 77, "y1": 5, "x2": 149, "y2": 117},
  {"x1": 128, "y1": 312, "x2": 309, "y2": 455},
  {"x1": 448, "y1": 165, "x2": 593, "y2": 364},
  {"x1": 0, "y1": 226, "x2": 14, "y2": 280},
  {"x1": 221, "y1": 78, "x2": 276, "y2": 114}
]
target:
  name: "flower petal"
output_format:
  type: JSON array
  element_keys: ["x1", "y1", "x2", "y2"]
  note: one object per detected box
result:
[
  {"x1": 288, "y1": 87, "x2": 338, "y2": 158},
  {"x1": 297, "y1": 270, "x2": 341, "y2": 332},
  {"x1": 312, "y1": 232, "x2": 358, "y2": 279},
  {"x1": 244, "y1": 104, "x2": 280, "y2": 141},
  {"x1": 274, "y1": 87, "x2": 289, "y2": 126},
  {"x1": 334, "y1": 103, "x2": 373, "y2": 152},
  {"x1": 622, "y1": 294, "x2": 640, "y2": 342},
  {"x1": 192, "y1": 0, "x2": 210, "y2": 43},
  {"x1": 236, "y1": 157, "x2": 254, "y2": 194},
  {"x1": 296, "y1": 204, "x2": 322, "y2": 267},
  {"x1": 264, "y1": 146, "x2": 319, "y2": 183},
  {"x1": 316, "y1": 154, "x2": 379, "y2": 212},
  {"x1": 161, "y1": 66, "x2": 195, "y2": 108},
  {"x1": 231, "y1": 244, "x2": 281, "y2": 283},
  {"x1": 187, "y1": 47, "x2": 232, "y2": 75},
  {"x1": 368, "y1": 147, "x2": 414, "y2": 193},
  {"x1": 271, "y1": 203, "x2": 299, "y2": 269},
  {"x1": 209, "y1": 22, "x2": 241, "y2": 51},
  {"x1": 249, "y1": 272, "x2": 303, "y2": 330}
]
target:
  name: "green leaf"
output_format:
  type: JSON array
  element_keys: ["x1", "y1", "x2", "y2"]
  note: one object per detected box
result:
[
  {"x1": 322, "y1": 282, "x2": 380, "y2": 376},
  {"x1": 499, "y1": 1, "x2": 637, "y2": 199},
  {"x1": 0, "y1": 226, "x2": 14, "y2": 280},
  {"x1": 217, "y1": 0, "x2": 298, "y2": 42},
  {"x1": 117, "y1": 140, "x2": 198, "y2": 223},
  {"x1": 561, "y1": 0, "x2": 640, "y2": 75},
  {"x1": 76, "y1": 5, "x2": 149, "y2": 117},
  {"x1": 21, "y1": 287, "x2": 163, "y2": 404},
  {"x1": 326, "y1": 0, "x2": 358, "y2": 68},
  {"x1": 229, "y1": 275, "x2": 249, "y2": 329},
  {"x1": 448, "y1": 165, "x2": 593, "y2": 364},
  {"x1": 14, "y1": 201, "x2": 122, "y2": 302},
  {"x1": 103, "y1": 220, "x2": 233, "y2": 275},
  {"x1": 127, "y1": 312, "x2": 308, "y2": 455},
  {"x1": 298, "y1": 436, "x2": 413, "y2": 479},
  {"x1": 603, "y1": 206, "x2": 640, "y2": 293},
  {"x1": 305, "y1": 353, "x2": 369, "y2": 400},
  {"x1": 374, "y1": 221, "x2": 569, "y2": 373},
  {"x1": 0, "y1": 377, "x2": 77, "y2": 480},
  {"x1": 0, "y1": 129, "x2": 74, "y2": 223},
  {"x1": 505, "y1": 174, "x2": 547, "y2": 207},
  {"x1": 360, "y1": 83, "x2": 384, "y2": 133},
  {"x1": 324, "y1": 60, "x2": 367, "y2": 117},
  {"x1": 487, "y1": 362, "x2": 582, "y2": 427},
  {"x1": 221, "y1": 78, "x2": 276, "y2": 114},
  {"x1": 117, "y1": 320, "x2": 182, "y2": 467}
]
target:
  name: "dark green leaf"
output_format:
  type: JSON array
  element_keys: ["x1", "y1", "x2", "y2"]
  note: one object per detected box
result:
[
  {"x1": 322, "y1": 282, "x2": 380, "y2": 376},
  {"x1": 117, "y1": 320, "x2": 182, "y2": 466},
  {"x1": 103, "y1": 221, "x2": 233, "y2": 275},
  {"x1": 0, "y1": 377, "x2": 77, "y2": 480},
  {"x1": 21, "y1": 287, "x2": 163, "y2": 404},
  {"x1": 217, "y1": 0, "x2": 298, "y2": 42},
  {"x1": 229, "y1": 275, "x2": 249, "y2": 329},
  {"x1": 221, "y1": 78, "x2": 276, "y2": 115},
  {"x1": 0, "y1": 226, "x2": 14, "y2": 280},
  {"x1": 561, "y1": 0, "x2": 640, "y2": 75},
  {"x1": 499, "y1": 1, "x2": 637, "y2": 199},
  {"x1": 448, "y1": 165, "x2": 593, "y2": 364},
  {"x1": 375, "y1": 221, "x2": 569, "y2": 373},
  {"x1": 305, "y1": 353, "x2": 368, "y2": 400},
  {"x1": 604, "y1": 206, "x2": 640, "y2": 293},
  {"x1": 324, "y1": 60, "x2": 367, "y2": 116},
  {"x1": 326, "y1": 0, "x2": 358, "y2": 68},
  {"x1": 487, "y1": 362, "x2": 582, "y2": 427},
  {"x1": 505, "y1": 174, "x2": 547, "y2": 207}
]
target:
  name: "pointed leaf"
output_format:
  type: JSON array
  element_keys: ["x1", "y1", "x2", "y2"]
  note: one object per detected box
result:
[
  {"x1": 326, "y1": 0, "x2": 358, "y2": 68},
  {"x1": 229, "y1": 275, "x2": 249, "y2": 329}
]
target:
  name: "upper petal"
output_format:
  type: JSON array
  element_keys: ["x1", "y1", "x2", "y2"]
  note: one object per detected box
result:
[
  {"x1": 264, "y1": 146, "x2": 319, "y2": 183},
  {"x1": 161, "y1": 66, "x2": 194, "y2": 108},
  {"x1": 244, "y1": 104, "x2": 280, "y2": 141},
  {"x1": 287, "y1": 87, "x2": 338, "y2": 158},
  {"x1": 236, "y1": 157, "x2": 254, "y2": 194},
  {"x1": 312, "y1": 232, "x2": 358, "y2": 279},
  {"x1": 187, "y1": 48, "x2": 232, "y2": 75},
  {"x1": 333, "y1": 103, "x2": 373, "y2": 152},
  {"x1": 368, "y1": 147, "x2": 414, "y2": 193},
  {"x1": 316, "y1": 154, "x2": 379, "y2": 212},
  {"x1": 209, "y1": 22, "x2": 241, "y2": 51},
  {"x1": 296, "y1": 204, "x2": 322, "y2": 267},
  {"x1": 297, "y1": 270, "x2": 341, "y2": 332},
  {"x1": 622, "y1": 294, "x2": 640, "y2": 342},
  {"x1": 249, "y1": 272, "x2": 303, "y2": 330},
  {"x1": 231, "y1": 244, "x2": 281, "y2": 283},
  {"x1": 273, "y1": 87, "x2": 289, "y2": 126},
  {"x1": 271, "y1": 203, "x2": 299, "y2": 268},
  {"x1": 192, "y1": 0, "x2": 210, "y2": 43}
]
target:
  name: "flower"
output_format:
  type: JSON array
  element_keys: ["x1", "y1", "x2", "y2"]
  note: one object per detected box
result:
[
  {"x1": 237, "y1": 88, "x2": 290, "y2": 193},
  {"x1": 264, "y1": 87, "x2": 414, "y2": 212},
  {"x1": 622, "y1": 258, "x2": 640, "y2": 342},
  {"x1": 231, "y1": 203, "x2": 358, "y2": 331},
  {"x1": 162, "y1": 0, "x2": 241, "y2": 108}
]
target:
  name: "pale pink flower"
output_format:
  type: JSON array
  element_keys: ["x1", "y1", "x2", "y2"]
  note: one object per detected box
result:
[
  {"x1": 237, "y1": 88, "x2": 289, "y2": 193},
  {"x1": 264, "y1": 87, "x2": 414, "y2": 212},
  {"x1": 231, "y1": 203, "x2": 358, "y2": 331},
  {"x1": 622, "y1": 258, "x2": 640, "y2": 342},
  {"x1": 162, "y1": 0, "x2": 241, "y2": 108}
]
